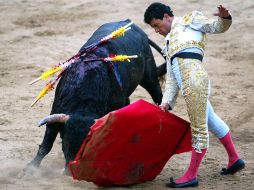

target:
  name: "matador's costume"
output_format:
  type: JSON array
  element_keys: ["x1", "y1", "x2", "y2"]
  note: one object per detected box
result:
[{"x1": 162, "y1": 11, "x2": 232, "y2": 152}]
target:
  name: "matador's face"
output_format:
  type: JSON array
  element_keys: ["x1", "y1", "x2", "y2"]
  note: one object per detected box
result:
[{"x1": 149, "y1": 14, "x2": 173, "y2": 37}]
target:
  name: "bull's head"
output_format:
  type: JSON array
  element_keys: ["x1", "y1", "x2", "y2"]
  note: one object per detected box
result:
[
  {"x1": 38, "y1": 113, "x2": 96, "y2": 166},
  {"x1": 19, "y1": 113, "x2": 96, "y2": 178}
]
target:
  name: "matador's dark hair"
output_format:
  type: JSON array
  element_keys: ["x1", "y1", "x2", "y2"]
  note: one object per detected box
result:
[{"x1": 144, "y1": 2, "x2": 174, "y2": 24}]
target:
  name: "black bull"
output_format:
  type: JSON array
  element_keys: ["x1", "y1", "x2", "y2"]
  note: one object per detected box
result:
[{"x1": 25, "y1": 20, "x2": 166, "y2": 174}]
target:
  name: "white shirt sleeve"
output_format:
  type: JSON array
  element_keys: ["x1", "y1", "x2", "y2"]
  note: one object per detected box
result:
[{"x1": 161, "y1": 59, "x2": 179, "y2": 109}]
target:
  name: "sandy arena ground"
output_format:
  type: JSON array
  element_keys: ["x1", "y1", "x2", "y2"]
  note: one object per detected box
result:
[{"x1": 0, "y1": 0, "x2": 254, "y2": 189}]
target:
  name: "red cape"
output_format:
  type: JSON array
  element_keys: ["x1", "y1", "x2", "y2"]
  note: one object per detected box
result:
[{"x1": 69, "y1": 99, "x2": 191, "y2": 186}]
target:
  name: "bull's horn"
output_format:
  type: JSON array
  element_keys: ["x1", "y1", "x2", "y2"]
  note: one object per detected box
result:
[{"x1": 38, "y1": 114, "x2": 69, "y2": 127}]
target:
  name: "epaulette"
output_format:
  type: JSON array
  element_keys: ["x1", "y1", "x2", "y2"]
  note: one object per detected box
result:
[{"x1": 182, "y1": 11, "x2": 195, "y2": 25}]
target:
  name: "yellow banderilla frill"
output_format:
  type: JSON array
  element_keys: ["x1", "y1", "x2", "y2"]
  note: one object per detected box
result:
[
  {"x1": 31, "y1": 82, "x2": 55, "y2": 107},
  {"x1": 29, "y1": 66, "x2": 62, "y2": 85},
  {"x1": 100, "y1": 22, "x2": 133, "y2": 42},
  {"x1": 105, "y1": 55, "x2": 138, "y2": 62},
  {"x1": 111, "y1": 27, "x2": 126, "y2": 38}
]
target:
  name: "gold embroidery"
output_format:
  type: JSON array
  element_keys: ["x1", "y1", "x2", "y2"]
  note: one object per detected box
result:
[
  {"x1": 169, "y1": 30, "x2": 179, "y2": 38},
  {"x1": 169, "y1": 40, "x2": 206, "y2": 57},
  {"x1": 182, "y1": 12, "x2": 194, "y2": 25},
  {"x1": 167, "y1": 17, "x2": 206, "y2": 56},
  {"x1": 178, "y1": 58, "x2": 209, "y2": 151}
]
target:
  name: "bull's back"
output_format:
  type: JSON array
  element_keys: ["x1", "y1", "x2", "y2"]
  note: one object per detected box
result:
[
  {"x1": 52, "y1": 20, "x2": 155, "y2": 114},
  {"x1": 83, "y1": 20, "x2": 152, "y2": 94},
  {"x1": 82, "y1": 19, "x2": 148, "y2": 50}
]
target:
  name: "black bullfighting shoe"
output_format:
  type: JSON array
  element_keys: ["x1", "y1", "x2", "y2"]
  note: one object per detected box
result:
[
  {"x1": 166, "y1": 177, "x2": 199, "y2": 188},
  {"x1": 220, "y1": 159, "x2": 245, "y2": 175}
]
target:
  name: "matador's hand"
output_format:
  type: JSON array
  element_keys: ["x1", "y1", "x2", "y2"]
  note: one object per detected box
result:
[
  {"x1": 213, "y1": 5, "x2": 230, "y2": 18},
  {"x1": 159, "y1": 103, "x2": 172, "y2": 112}
]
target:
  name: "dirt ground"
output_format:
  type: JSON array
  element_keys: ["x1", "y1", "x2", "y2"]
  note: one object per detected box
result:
[{"x1": 0, "y1": 0, "x2": 254, "y2": 189}]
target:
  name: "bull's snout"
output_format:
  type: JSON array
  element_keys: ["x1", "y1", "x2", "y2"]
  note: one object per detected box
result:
[{"x1": 38, "y1": 114, "x2": 69, "y2": 127}]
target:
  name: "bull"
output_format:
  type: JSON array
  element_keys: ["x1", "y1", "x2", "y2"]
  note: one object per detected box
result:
[{"x1": 22, "y1": 19, "x2": 166, "y2": 175}]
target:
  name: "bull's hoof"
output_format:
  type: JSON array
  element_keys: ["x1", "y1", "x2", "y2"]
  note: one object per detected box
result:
[
  {"x1": 17, "y1": 169, "x2": 26, "y2": 179},
  {"x1": 61, "y1": 167, "x2": 72, "y2": 176},
  {"x1": 17, "y1": 163, "x2": 38, "y2": 179}
]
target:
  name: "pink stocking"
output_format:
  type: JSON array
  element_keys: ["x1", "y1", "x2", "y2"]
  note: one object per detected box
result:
[
  {"x1": 219, "y1": 132, "x2": 240, "y2": 168},
  {"x1": 176, "y1": 148, "x2": 207, "y2": 184}
]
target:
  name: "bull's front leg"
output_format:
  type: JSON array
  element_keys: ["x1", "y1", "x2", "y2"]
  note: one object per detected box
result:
[
  {"x1": 18, "y1": 126, "x2": 58, "y2": 178},
  {"x1": 30, "y1": 126, "x2": 59, "y2": 166}
]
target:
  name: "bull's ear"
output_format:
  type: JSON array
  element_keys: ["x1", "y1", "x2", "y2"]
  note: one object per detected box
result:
[{"x1": 38, "y1": 114, "x2": 69, "y2": 127}]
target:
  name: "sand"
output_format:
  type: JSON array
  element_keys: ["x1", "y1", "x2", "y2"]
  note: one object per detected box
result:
[{"x1": 0, "y1": 0, "x2": 254, "y2": 189}]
